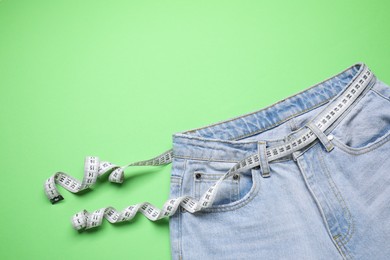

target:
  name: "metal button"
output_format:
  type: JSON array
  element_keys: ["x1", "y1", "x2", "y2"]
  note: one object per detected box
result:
[
  {"x1": 195, "y1": 173, "x2": 201, "y2": 179},
  {"x1": 327, "y1": 134, "x2": 334, "y2": 141},
  {"x1": 233, "y1": 174, "x2": 239, "y2": 180}
]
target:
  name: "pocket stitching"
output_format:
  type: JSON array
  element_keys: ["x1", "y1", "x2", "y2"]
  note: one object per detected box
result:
[
  {"x1": 331, "y1": 130, "x2": 390, "y2": 155},
  {"x1": 371, "y1": 87, "x2": 390, "y2": 103},
  {"x1": 329, "y1": 89, "x2": 390, "y2": 154},
  {"x1": 170, "y1": 175, "x2": 182, "y2": 184},
  {"x1": 194, "y1": 172, "x2": 240, "y2": 206},
  {"x1": 197, "y1": 168, "x2": 261, "y2": 213}
]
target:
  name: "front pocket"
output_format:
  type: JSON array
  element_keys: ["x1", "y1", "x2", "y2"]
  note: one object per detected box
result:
[
  {"x1": 194, "y1": 172, "x2": 240, "y2": 206},
  {"x1": 330, "y1": 89, "x2": 390, "y2": 153},
  {"x1": 187, "y1": 159, "x2": 261, "y2": 212}
]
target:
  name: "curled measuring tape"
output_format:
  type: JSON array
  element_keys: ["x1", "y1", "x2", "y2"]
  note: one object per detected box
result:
[
  {"x1": 44, "y1": 66, "x2": 374, "y2": 231},
  {"x1": 44, "y1": 150, "x2": 173, "y2": 204}
]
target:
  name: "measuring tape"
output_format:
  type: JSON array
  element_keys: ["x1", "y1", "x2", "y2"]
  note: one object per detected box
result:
[
  {"x1": 44, "y1": 150, "x2": 173, "y2": 204},
  {"x1": 44, "y1": 66, "x2": 373, "y2": 231}
]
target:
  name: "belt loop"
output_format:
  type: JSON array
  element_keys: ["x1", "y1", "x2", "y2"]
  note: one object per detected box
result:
[
  {"x1": 257, "y1": 141, "x2": 271, "y2": 178},
  {"x1": 306, "y1": 121, "x2": 334, "y2": 152}
]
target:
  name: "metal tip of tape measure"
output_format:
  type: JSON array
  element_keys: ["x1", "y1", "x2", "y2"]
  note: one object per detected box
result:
[{"x1": 50, "y1": 195, "x2": 64, "y2": 204}]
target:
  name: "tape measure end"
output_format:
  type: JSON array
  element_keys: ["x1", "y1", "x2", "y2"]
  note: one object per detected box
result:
[{"x1": 50, "y1": 195, "x2": 64, "y2": 204}]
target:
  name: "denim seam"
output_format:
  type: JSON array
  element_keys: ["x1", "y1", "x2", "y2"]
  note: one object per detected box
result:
[
  {"x1": 193, "y1": 172, "x2": 227, "y2": 179},
  {"x1": 175, "y1": 132, "x2": 298, "y2": 147},
  {"x1": 318, "y1": 149, "x2": 354, "y2": 245},
  {"x1": 180, "y1": 63, "x2": 365, "y2": 138},
  {"x1": 173, "y1": 155, "x2": 240, "y2": 163},
  {"x1": 233, "y1": 177, "x2": 239, "y2": 202},
  {"x1": 234, "y1": 99, "x2": 331, "y2": 141},
  {"x1": 331, "y1": 133, "x2": 390, "y2": 155},
  {"x1": 173, "y1": 154, "x2": 292, "y2": 164},
  {"x1": 237, "y1": 175, "x2": 241, "y2": 200},
  {"x1": 371, "y1": 87, "x2": 390, "y2": 102},
  {"x1": 178, "y1": 159, "x2": 186, "y2": 260},
  {"x1": 194, "y1": 174, "x2": 197, "y2": 204},
  {"x1": 229, "y1": 177, "x2": 232, "y2": 202},
  {"x1": 197, "y1": 169, "x2": 261, "y2": 213},
  {"x1": 318, "y1": 148, "x2": 355, "y2": 246},
  {"x1": 182, "y1": 95, "x2": 326, "y2": 139},
  {"x1": 335, "y1": 236, "x2": 353, "y2": 260},
  {"x1": 170, "y1": 176, "x2": 181, "y2": 184},
  {"x1": 176, "y1": 98, "x2": 330, "y2": 143},
  {"x1": 334, "y1": 238, "x2": 348, "y2": 260},
  {"x1": 192, "y1": 167, "x2": 197, "y2": 208},
  {"x1": 296, "y1": 157, "x2": 347, "y2": 259},
  {"x1": 193, "y1": 173, "x2": 240, "y2": 204},
  {"x1": 174, "y1": 134, "x2": 260, "y2": 144},
  {"x1": 262, "y1": 142, "x2": 267, "y2": 171}
]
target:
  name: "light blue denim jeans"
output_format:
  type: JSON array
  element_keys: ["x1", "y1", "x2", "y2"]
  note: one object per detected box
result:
[{"x1": 169, "y1": 63, "x2": 390, "y2": 259}]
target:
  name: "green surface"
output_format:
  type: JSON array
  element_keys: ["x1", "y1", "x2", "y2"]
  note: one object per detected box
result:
[{"x1": 0, "y1": 0, "x2": 389, "y2": 259}]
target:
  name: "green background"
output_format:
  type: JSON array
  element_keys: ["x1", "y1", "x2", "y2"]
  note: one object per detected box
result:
[{"x1": 0, "y1": 0, "x2": 389, "y2": 259}]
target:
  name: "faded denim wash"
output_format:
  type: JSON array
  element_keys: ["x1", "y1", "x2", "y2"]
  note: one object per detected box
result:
[{"x1": 169, "y1": 63, "x2": 390, "y2": 260}]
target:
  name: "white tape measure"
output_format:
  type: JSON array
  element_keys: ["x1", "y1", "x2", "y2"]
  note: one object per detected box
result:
[
  {"x1": 44, "y1": 67, "x2": 373, "y2": 231},
  {"x1": 44, "y1": 151, "x2": 173, "y2": 204}
]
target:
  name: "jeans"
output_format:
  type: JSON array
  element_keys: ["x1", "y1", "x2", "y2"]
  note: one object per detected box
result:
[{"x1": 168, "y1": 62, "x2": 390, "y2": 259}]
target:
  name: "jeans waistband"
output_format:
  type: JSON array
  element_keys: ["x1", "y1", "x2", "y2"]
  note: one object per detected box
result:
[{"x1": 172, "y1": 62, "x2": 377, "y2": 162}]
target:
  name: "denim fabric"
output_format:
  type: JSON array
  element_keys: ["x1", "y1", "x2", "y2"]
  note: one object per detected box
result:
[{"x1": 168, "y1": 63, "x2": 390, "y2": 259}]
